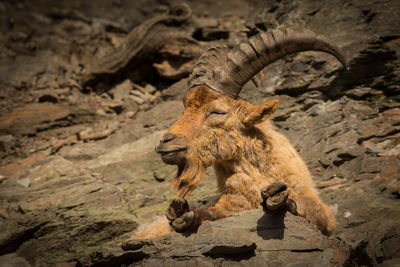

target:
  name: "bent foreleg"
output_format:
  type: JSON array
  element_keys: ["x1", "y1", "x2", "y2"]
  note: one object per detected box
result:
[
  {"x1": 290, "y1": 189, "x2": 336, "y2": 235},
  {"x1": 166, "y1": 193, "x2": 253, "y2": 233}
]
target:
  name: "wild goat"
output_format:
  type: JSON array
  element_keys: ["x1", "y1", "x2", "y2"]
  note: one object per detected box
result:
[{"x1": 155, "y1": 28, "x2": 346, "y2": 236}]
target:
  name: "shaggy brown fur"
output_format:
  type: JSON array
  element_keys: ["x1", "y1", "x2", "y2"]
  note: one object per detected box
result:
[{"x1": 150, "y1": 85, "x2": 335, "y2": 238}]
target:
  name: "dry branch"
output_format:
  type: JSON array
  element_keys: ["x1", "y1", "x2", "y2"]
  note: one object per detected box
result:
[
  {"x1": 51, "y1": 135, "x2": 78, "y2": 154},
  {"x1": 78, "y1": 125, "x2": 119, "y2": 141},
  {"x1": 80, "y1": 4, "x2": 201, "y2": 88},
  {"x1": 51, "y1": 124, "x2": 119, "y2": 153}
]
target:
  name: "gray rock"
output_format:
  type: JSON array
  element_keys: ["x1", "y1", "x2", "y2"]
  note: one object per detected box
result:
[
  {"x1": 0, "y1": 253, "x2": 31, "y2": 267},
  {"x1": 111, "y1": 210, "x2": 347, "y2": 266},
  {"x1": 16, "y1": 178, "x2": 30, "y2": 188},
  {"x1": 0, "y1": 0, "x2": 399, "y2": 266}
]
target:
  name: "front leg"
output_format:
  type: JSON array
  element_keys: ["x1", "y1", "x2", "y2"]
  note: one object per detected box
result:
[
  {"x1": 261, "y1": 182, "x2": 335, "y2": 235},
  {"x1": 166, "y1": 198, "x2": 217, "y2": 233},
  {"x1": 166, "y1": 192, "x2": 253, "y2": 233}
]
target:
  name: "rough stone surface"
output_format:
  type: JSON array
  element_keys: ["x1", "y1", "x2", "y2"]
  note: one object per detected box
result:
[
  {"x1": 102, "y1": 210, "x2": 347, "y2": 267},
  {"x1": 0, "y1": 0, "x2": 399, "y2": 266}
]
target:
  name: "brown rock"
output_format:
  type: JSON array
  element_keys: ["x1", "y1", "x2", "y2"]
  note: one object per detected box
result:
[
  {"x1": 0, "y1": 253, "x2": 31, "y2": 267},
  {"x1": 0, "y1": 163, "x2": 20, "y2": 178},
  {"x1": 383, "y1": 108, "x2": 400, "y2": 123},
  {"x1": 345, "y1": 87, "x2": 382, "y2": 99},
  {"x1": 110, "y1": 79, "x2": 133, "y2": 102},
  {"x1": 55, "y1": 261, "x2": 78, "y2": 267},
  {"x1": 0, "y1": 154, "x2": 46, "y2": 178},
  {"x1": 0, "y1": 103, "x2": 71, "y2": 133}
]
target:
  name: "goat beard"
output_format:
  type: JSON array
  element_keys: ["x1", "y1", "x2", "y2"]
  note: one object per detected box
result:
[
  {"x1": 172, "y1": 131, "x2": 239, "y2": 198},
  {"x1": 174, "y1": 157, "x2": 207, "y2": 198}
]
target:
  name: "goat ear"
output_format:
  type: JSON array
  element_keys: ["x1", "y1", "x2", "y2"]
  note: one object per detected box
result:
[{"x1": 243, "y1": 100, "x2": 278, "y2": 127}]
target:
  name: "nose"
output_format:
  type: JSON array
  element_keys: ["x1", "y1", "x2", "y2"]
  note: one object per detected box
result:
[{"x1": 160, "y1": 133, "x2": 176, "y2": 144}]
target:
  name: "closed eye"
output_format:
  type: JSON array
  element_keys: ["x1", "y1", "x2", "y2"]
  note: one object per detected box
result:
[
  {"x1": 206, "y1": 110, "x2": 228, "y2": 126},
  {"x1": 210, "y1": 111, "x2": 227, "y2": 115}
]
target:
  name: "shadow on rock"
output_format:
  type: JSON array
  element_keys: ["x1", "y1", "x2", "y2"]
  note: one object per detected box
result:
[{"x1": 256, "y1": 211, "x2": 286, "y2": 240}]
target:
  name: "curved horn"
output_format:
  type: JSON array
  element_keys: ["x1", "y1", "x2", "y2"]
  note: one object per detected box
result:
[{"x1": 188, "y1": 28, "x2": 347, "y2": 98}]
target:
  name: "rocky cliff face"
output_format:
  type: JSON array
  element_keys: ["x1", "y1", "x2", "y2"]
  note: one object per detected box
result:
[{"x1": 0, "y1": 0, "x2": 399, "y2": 266}]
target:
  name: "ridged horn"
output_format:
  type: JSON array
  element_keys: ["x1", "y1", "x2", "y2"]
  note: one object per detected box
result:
[{"x1": 188, "y1": 28, "x2": 347, "y2": 98}]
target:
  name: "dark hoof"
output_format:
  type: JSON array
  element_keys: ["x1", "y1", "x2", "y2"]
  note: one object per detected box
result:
[
  {"x1": 166, "y1": 198, "x2": 195, "y2": 232},
  {"x1": 261, "y1": 182, "x2": 297, "y2": 214},
  {"x1": 171, "y1": 211, "x2": 195, "y2": 231}
]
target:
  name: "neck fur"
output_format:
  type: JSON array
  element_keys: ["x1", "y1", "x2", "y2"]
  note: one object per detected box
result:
[{"x1": 215, "y1": 127, "x2": 274, "y2": 188}]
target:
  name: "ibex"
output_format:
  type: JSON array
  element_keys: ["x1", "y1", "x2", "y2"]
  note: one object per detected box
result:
[{"x1": 155, "y1": 28, "x2": 346, "y2": 236}]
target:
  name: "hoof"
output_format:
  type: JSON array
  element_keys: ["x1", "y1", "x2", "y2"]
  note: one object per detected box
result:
[
  {"x1": 166, "y1": 198, "x2": 195, "y2": 232},
  {"x1": 261, "y1": 182, "x2": 297, "y2": 214},
  {"x1": 171, "y1": 211, "x2": 195, "y2": 232}
]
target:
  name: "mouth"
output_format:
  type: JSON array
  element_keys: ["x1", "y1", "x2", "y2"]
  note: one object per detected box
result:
[
  {"x1": 155, "y1": 146, "x2": 187, "y2": 154},
  {"x1": 155, "y1": 145, "x2": 187, "y2": 165}
]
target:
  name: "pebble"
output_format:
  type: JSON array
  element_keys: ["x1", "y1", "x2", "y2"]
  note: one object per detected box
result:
[
  {"x1": 344, "y1": 211, "x2": 352, "y2": 218},
  {"x1": 126, "y1": 111, "x2": 136, "y2": 118}
]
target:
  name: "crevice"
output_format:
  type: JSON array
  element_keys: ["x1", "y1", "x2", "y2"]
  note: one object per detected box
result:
[
  {"x1": 192, "y1": 28, "x2": 229, "y2": 41},
  {"x1": 203, "y1": 243, "x2": 257, "y2": 261},
  {"x1": 357, "y1": 128, "x2": 400, "y2": 144},
  {"x1": 0, "y1": 221, "x2": 49, "y2": 255},
  {"x1": 344, "y1": 240, "x2": 373, "y2": 267},
  {"x1": 312, "y1": 42, "x2": 397, "y2": 101},
  {"x1": 362, "y1": 9, "x2": 376, "y2": 24},
  {"x1": 333, "y1": 152, "x2": 357, "y2": 167},
  {"x1": 343, "y1": 220, "x2": 366, "y2": 228},
  {"x1": 391, "y1": 190, "x2": 400, "y2": 199},
  {"x1": 274, "y1": 83, "x2": 311, "y2": 97},
  {"x1": 381, "y1": 35, "x2": 400, "y2": 43},
  {"x1": 328, "y1": 129, "x2": 341, "y2": 138},
  {"x1": 257, "y1": 248, "x2": 324, "y2": 253},
  {"x1": 291, "y1": 248, "x2": 323, "y2": 253},
  {"x1": 90, "y1": 250, "x2": 149, "y2": 267},
  {"x1": 272, "y1": 113, "x2": 290, "y2": 122}
]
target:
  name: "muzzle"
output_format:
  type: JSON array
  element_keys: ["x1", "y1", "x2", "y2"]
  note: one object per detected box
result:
[{"x1": 155, "y1": 133, "x2": 187, "y2": 165}]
